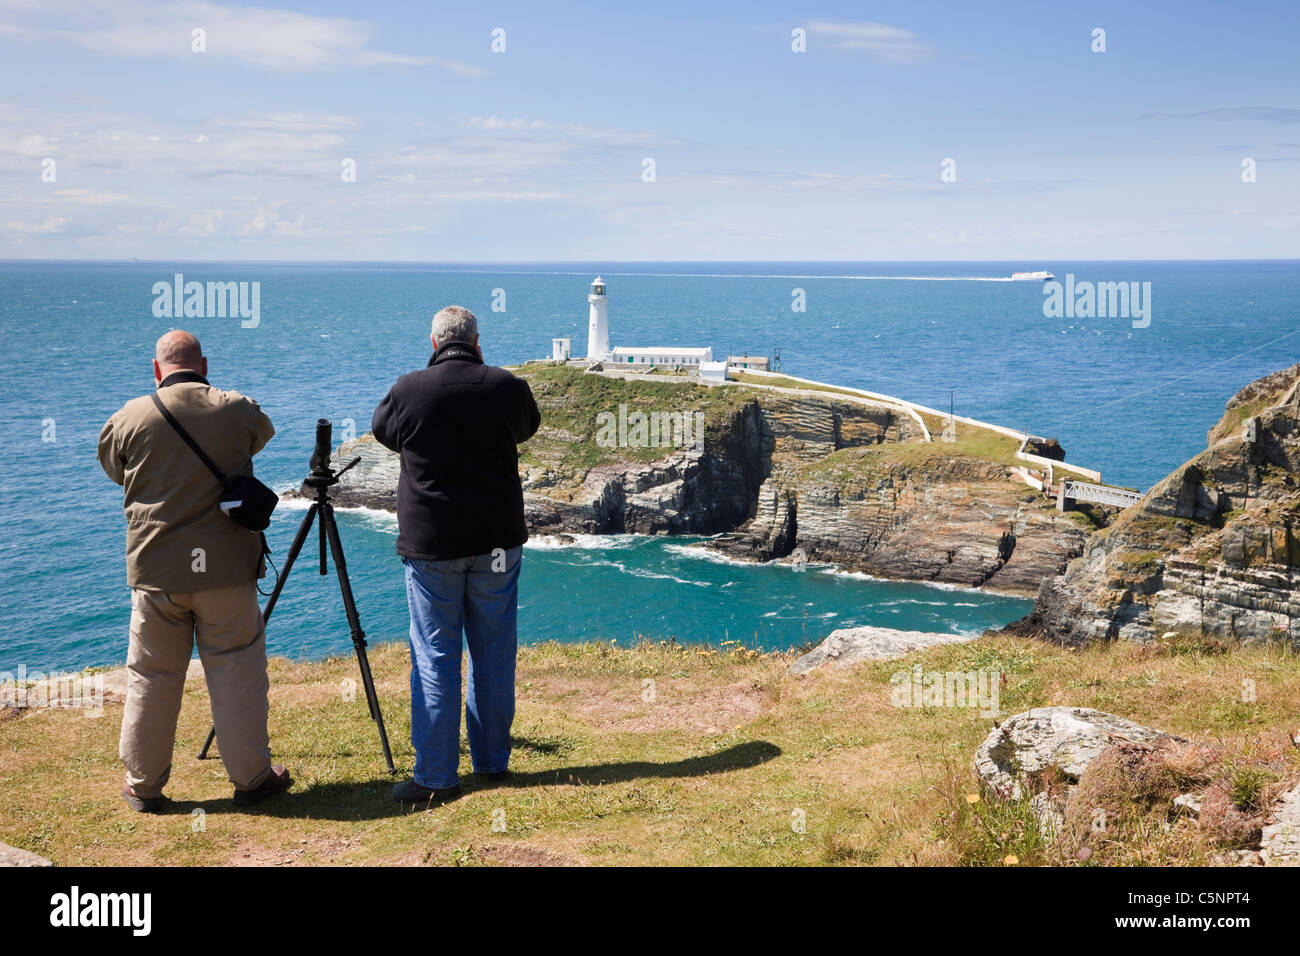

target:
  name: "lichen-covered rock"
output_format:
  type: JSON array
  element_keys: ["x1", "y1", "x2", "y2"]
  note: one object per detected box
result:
[
  {"x1": 974, "y1": 706, "x2": 1175, "y2": 799},
  {"x1": 1261, "y1": 784, "x2": 1300, "y2": 866},
  {"x1": 788, "y1": 626, "x2": 974, "y2": 675},
  {"x1": 0, "y1": 842, "x2": 52, "y2": 867}
]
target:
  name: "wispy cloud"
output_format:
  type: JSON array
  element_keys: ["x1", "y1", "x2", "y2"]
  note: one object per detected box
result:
[
  {"x1": 0, "y1": 0, "x2": 486, "y2": 74},
  {"x1": 0, "y1": 104, "x2": 351, "y2": 182},
  {"x1": 463, "y1": 115, "x2": 681, "y2": 146},
  {"x1": 7, "y1": 216, "x2": 68, "y2": 234},
  {"x1": 209, "y1": 112, "x2": 359, "y2": 132},
  {"x1": 1143, "y1": 106, "x2": 1300, "y2": 122},
  {"x1": 805, "y1": 21, "x2": 934, "y2": 64}
]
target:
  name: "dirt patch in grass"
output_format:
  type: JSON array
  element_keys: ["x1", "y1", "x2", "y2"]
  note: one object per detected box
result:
[
  {"x1": 473, "y1": 842, "x2": 581, "y2": 867},
  {"x1": 529, "y1": 675, "x2": 773, "y2": 734},
  {"x1": 227, "y1": 835, "x2": 364, "y2": 866}
]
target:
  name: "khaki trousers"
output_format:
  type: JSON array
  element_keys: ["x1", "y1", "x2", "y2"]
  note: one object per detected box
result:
[{"x1": 121, "y1": 583, "x2": 272, "y2": 797}]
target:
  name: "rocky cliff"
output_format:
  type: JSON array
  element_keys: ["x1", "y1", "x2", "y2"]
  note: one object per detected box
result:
[
  {"x1": 1018, "y1": 363, "x2": 1300, "y2": 646},
  {"x1": 314, "y1": 365, "x2": 1096, "y2": 596}
]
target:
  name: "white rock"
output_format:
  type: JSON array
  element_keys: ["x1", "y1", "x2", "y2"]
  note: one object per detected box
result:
[
  {"x1": 1173, "y1": 793, "x2": 1202, "y2": 816},
  {"x1": 789, "y1": 626, "x2": 975, "y2": 675},
  {"x1": 974, "y1": 706, "x2": 1175, "y2": 799},
  {"x1": 1260, "y1": 784, "x2": 1300, "y2": 866},
  {"x1": 0, "y1": 842, "x2": 52, "y2": 867}
]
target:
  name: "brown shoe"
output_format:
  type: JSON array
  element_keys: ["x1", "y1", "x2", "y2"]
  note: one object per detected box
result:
[
  {"x1": 122, "y1": 783, "x2": 164, "y2": 814},
  {"x1": 233, "y1": 764, "x2": 292, "y2": 806}
]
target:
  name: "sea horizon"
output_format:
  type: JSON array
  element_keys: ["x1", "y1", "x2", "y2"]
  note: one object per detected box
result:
[{"x1": 4, "y1": 256, "x2": 1298, "y2": 264}]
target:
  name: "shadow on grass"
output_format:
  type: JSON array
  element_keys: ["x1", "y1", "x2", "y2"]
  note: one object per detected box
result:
[
  {"x1": 174, "y1": 739, "x2": 782, "y2": 821},
  {"x1": 506, "y1": 739, "x2": 782, "y2": 788}
]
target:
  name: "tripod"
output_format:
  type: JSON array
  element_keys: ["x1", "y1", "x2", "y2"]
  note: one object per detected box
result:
[{"x1": 197, "y1": 421, "x2": 395, "y2": 773}]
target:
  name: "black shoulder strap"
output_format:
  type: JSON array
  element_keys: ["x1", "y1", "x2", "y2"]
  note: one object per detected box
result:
[{"x1": 151, "y1": 392, "x2": 231, "y2": 491}]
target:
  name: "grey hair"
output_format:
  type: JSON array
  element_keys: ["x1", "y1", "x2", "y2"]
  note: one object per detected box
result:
[{"x1": 432, "y1": 305, "x2": 478, "y2": 345}]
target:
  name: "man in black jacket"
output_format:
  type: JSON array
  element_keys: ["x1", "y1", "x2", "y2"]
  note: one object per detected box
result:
[{"x1": 373, "y1": 305, "x2": 541, "y2": 804}]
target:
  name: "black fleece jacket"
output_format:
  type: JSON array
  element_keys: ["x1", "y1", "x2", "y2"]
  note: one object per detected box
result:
[{"x1": 372, "y1": 341, "x2": 541, "y2": 561}]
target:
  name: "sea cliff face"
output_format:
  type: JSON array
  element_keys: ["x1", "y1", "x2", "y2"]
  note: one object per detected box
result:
[
  {"x1": 1019, "y1": 363, "x2": 1300, "y2": 646},
  {"x1": 316, "y1": 366, "x2": 1095, "y2": 597}
]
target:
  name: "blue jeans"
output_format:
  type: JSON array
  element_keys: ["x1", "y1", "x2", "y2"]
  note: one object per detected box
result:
[{"x1": 402, "y1": 547, "x2": 521, "y2": 790}]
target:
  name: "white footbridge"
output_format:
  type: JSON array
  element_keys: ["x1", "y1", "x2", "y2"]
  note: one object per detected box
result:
[{"x1": 1057, "y1": 479, "x2": 1144, "y2": 511}]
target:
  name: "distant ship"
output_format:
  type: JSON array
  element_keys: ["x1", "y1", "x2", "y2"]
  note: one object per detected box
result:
[{"x1": 1011, "y1": 271, "x2": 1055, "y2": 281}]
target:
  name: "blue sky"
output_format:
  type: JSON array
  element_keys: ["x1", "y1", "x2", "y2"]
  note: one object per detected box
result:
[{"x1": 1, "y1": 0, "x2": 1297, "y2": 260}]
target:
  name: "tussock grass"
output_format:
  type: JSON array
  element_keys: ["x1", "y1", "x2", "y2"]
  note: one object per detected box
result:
[{"x1": 2, "y1": 634, "x2": 1296, "y2": 866}]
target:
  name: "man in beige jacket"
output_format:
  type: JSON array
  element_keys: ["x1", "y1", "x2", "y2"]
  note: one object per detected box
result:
[{"x1": 98, "y1": 330, "x2": 291, "y2": 811}]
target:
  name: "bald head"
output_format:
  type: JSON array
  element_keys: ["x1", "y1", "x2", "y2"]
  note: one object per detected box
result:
[{"x1": 153, "y1": 330, "x2": 207, "y2": 384}]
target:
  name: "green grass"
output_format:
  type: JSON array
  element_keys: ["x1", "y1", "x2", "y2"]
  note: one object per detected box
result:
[
  {"x1": 515, "y1": 365, "x2": 755, "y2": 474},
  {"x1": 3, "y1": 634, "x2": 1297, "y2": 867}
]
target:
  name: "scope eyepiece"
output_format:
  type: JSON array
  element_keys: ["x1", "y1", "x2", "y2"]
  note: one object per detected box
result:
[{"x1": 310, "y1": 418, "x2": 333, "y2": 472}]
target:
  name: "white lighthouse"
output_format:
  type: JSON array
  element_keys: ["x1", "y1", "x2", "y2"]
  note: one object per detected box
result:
[{"x1": 586, "y1": 276, "x2": 609, "y2": 360}]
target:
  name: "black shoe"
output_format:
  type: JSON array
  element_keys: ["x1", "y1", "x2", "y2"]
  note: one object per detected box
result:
[
  {"x1": 475, "y1": 769, "x2": 512, "y2": 784},
  {"x1": 233, "y1": 764, "x2": 293, "y2": 807},
  {"x1": 122, "y1": 785, "x2": 164, "y2": 814},
  {"x1": 392, "y1": 779, "x2": 462, "y2": 805}
]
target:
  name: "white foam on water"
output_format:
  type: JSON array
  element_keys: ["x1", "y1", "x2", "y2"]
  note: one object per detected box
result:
[
  {"x1": 661, "y1": 541, "x2": 759, "y2": 567},
  {"x1": 815, "y1": 567, "x2": 881, "y2": 582},
  {"x1": 624, "y1": 566, "x2": 712, "y2": 588},
  {"x1": 870, "y1": 597, "x2": 986, "y2": 609},
  {"x1": 573, "y1": 557, "x2": 708, "y2": 588},
  {"x1": 275, "y1": 493, "x2": 398, "y2": 533},
  {"x1": 814, "y1": 564, "x2": 1003, "y2": 598},
  {"x1": 526, "y1": 533, "x2": 637, "y2": 551}
]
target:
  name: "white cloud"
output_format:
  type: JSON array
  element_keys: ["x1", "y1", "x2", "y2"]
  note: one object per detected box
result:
[
  {"x1": 0, "y1": 0, "x2": 487, "y2": 74},
  {"x1": 460, "y1": 115, "x2": 681, "y2": 147},
  {"x1": 49, "y1": 189, "x2": 134, "y2": 205},
  {"x1": 1142, "y1": 107, "x2": 1300, "y2": 123},
  {"x1": 0, "y1": 103, "x2": 351, "y2": 179},
  {"x1": 235, "y1": 203, "x2": 322, "y2": 238},
  {"x1": 806, "y1": 21, "x2": 935, "y2": 64},
  {"x1": 463, "y1": 115, "x2": 671, "y2": 145},
  {"x1": 9, "y1": 132, "x2": 58, "y2": 156},
  {"x1": 7, "y1": 216, "x2": 68, "y2": 233},
  {"x1": 210, "y1": 112, "x2": 359, "y2": 132}
]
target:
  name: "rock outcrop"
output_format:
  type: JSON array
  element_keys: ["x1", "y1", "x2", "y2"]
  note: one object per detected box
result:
[
  {"x1": 311, "y1": 366, "x2": 1096, "y2": 596},
  {"x1": 715, "y1": 453, "x2": 1086, "y2": 594},
  {"x1": 788, "y1": 625, "x2": 975, "y2": 674},
  {"x1": 974, "y1": 706, "x2": 1176, "y2": 799},
  {"x1": 1019, "y1": 362, "x2": 1300, "y2": 645},
  {"x1": 975, "y1": 709, "x2": 1300, "y2": 865},
  {"x1": 0, "y1": 842, "x2": 52, "y2": 867},
  {"x1": 1261, "y1": 784, "x2": 1300, "y2": 865}
]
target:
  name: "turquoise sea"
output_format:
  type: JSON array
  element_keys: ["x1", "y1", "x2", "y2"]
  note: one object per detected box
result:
[{"x1": 2, "y1": 259, "x2": 1297, "y2": 673}]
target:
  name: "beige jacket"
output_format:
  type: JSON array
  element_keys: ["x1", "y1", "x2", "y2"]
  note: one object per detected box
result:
[{"x1": 98, "y1": 372, "x2": 275, "y2": 592}]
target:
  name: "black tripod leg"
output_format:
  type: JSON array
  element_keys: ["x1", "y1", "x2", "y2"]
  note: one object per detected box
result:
[
  {"x1": 197, "y1": 503, "x2": 319, "y2": 760},
  {"x1": 321, "y1": 501, "x2": 396, "y2": 773},
  {"x1": 265, "y1": 502, "x2": 320, "y2": 625},
  {"x1": 197, "y1": 726, "x2": 217, "y2": 761}
]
